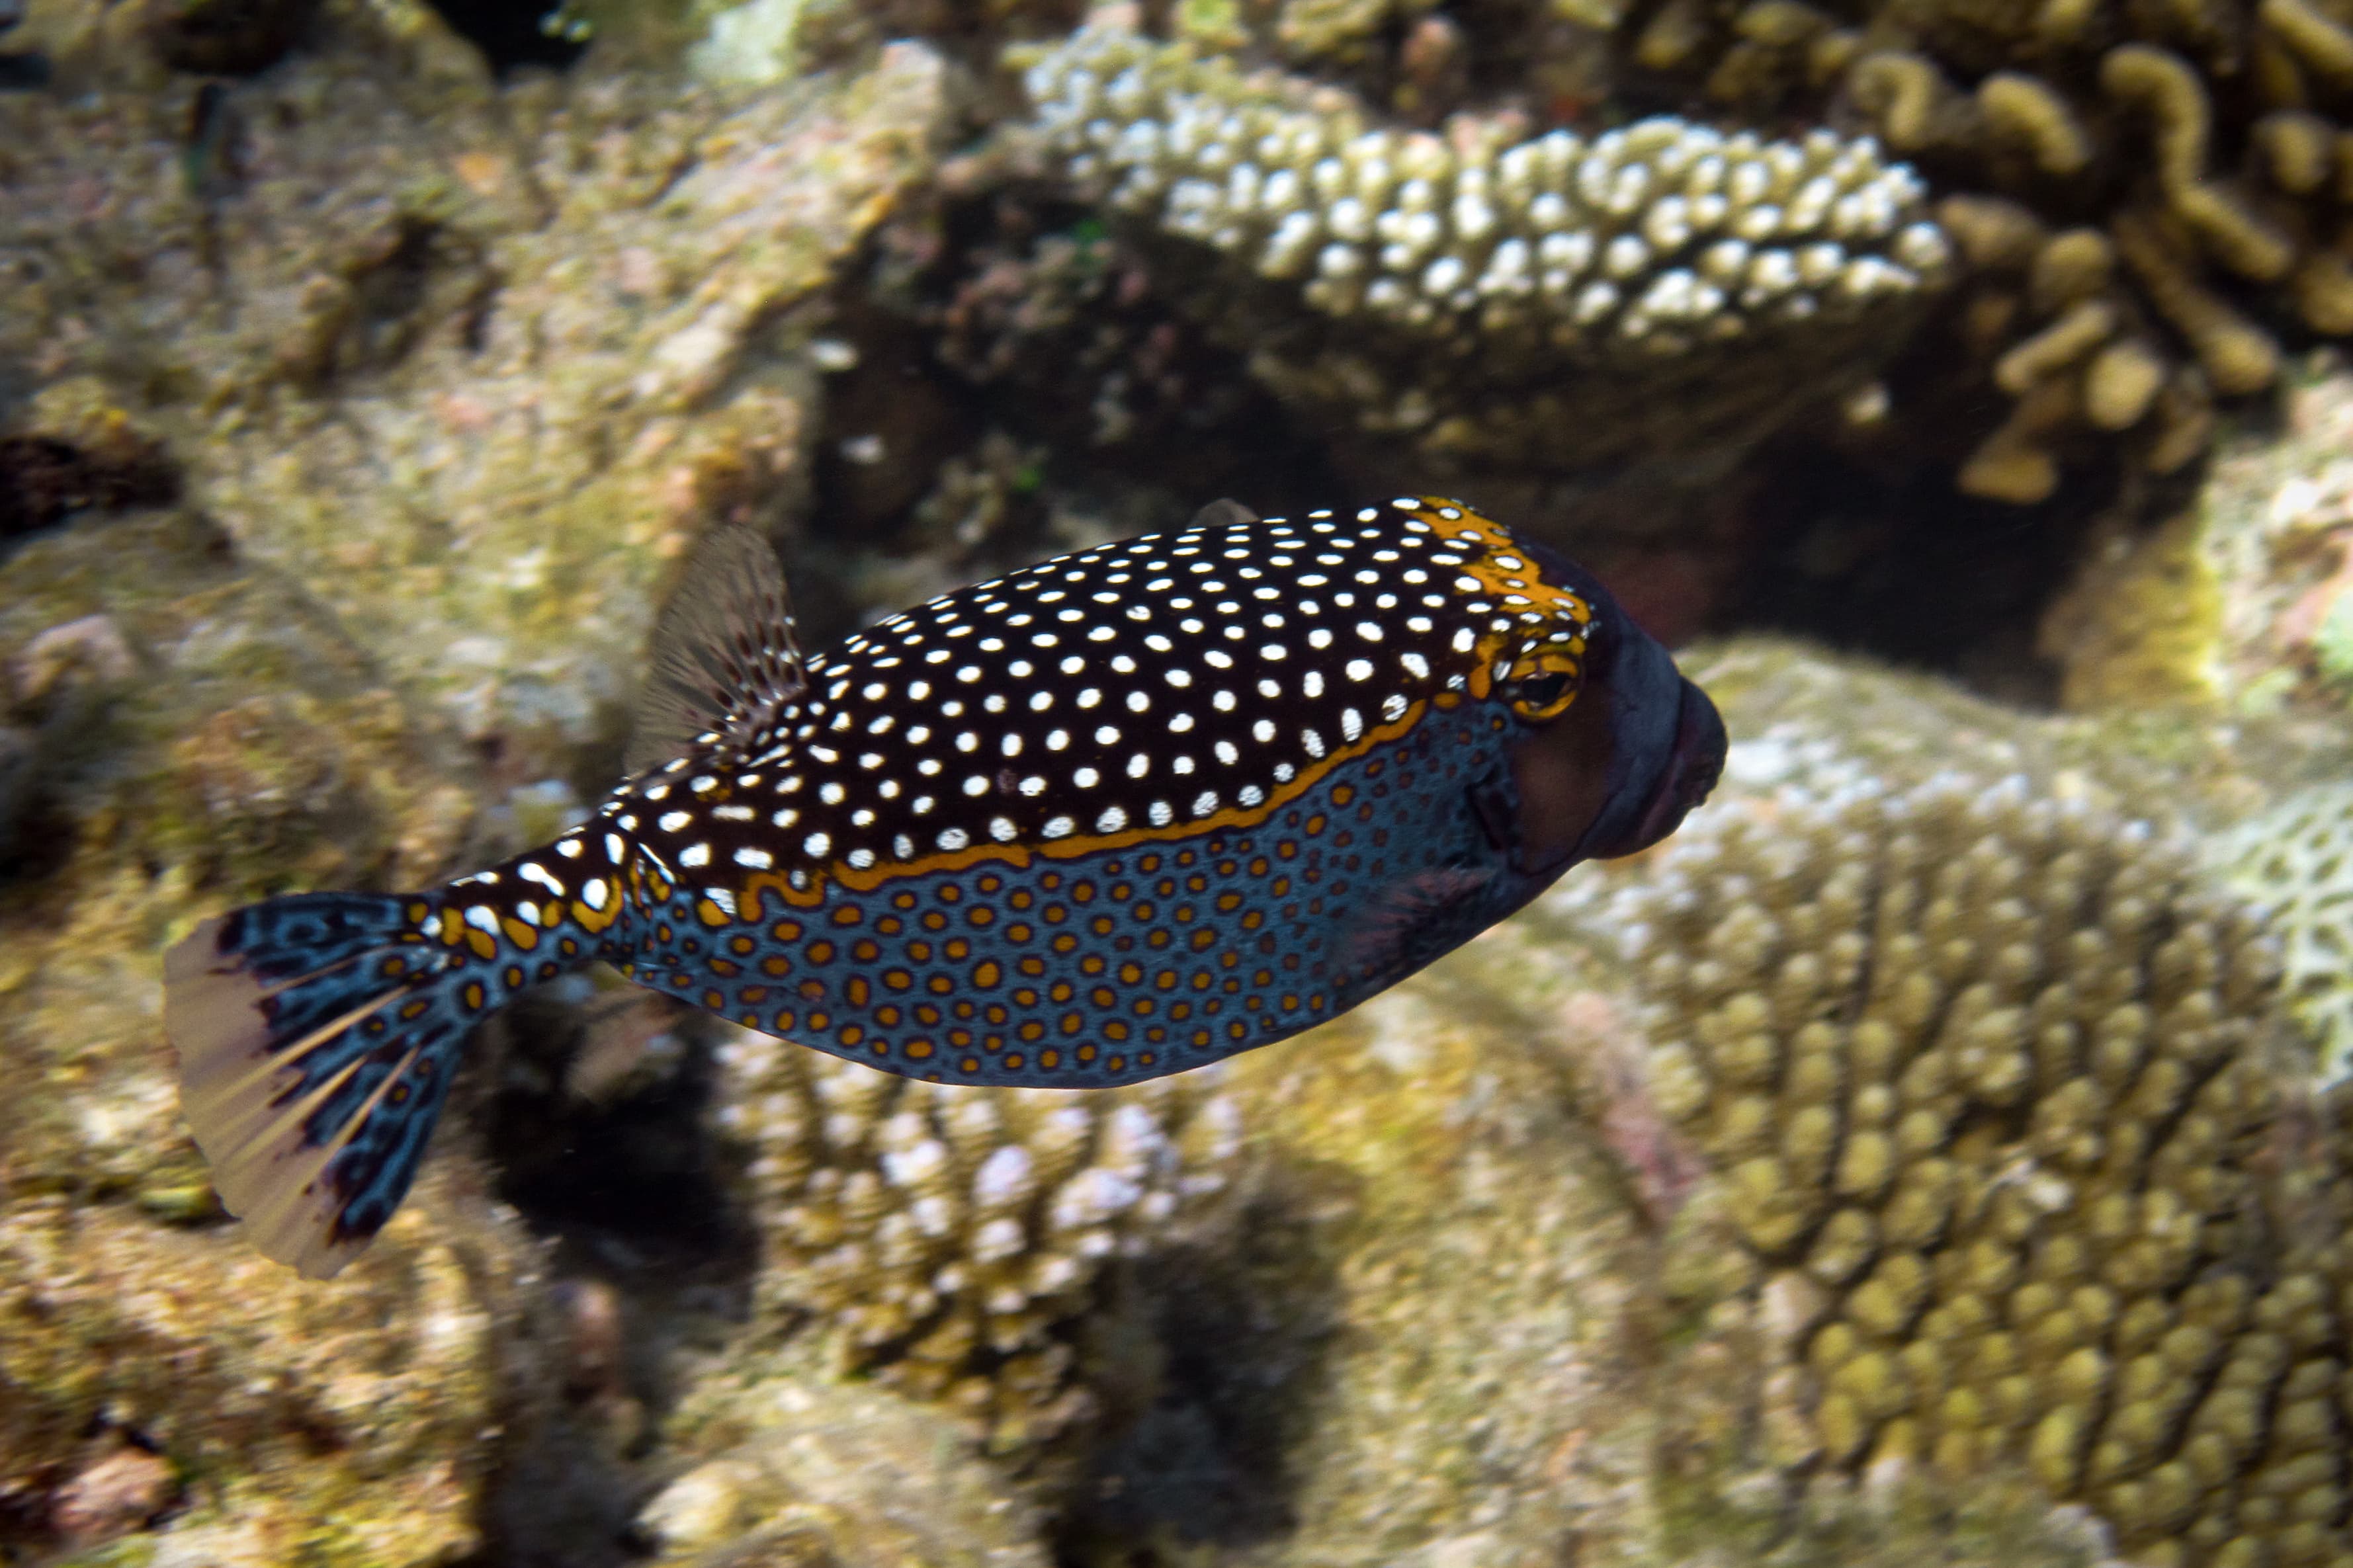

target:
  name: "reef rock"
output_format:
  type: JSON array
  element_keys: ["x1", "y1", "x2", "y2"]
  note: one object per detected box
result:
[
  {"x1": 0, "y1": 13, "x2": 961, "y2": 1562},
  {"x1": 0, "y1": 505, "x2": 565, "y2": 1563},
  {"x1": 1, "y1": 1, "x2": 951, "y2": 782},
  {"x1": 0, "y1": 511, "x2": 481, "y2": 1229},
  {"x1": 642, "y1": 1372, "x2": 1054, "y2": 1568},
  {"x1": 0, "y1": 1170, "x2": 549, "y2": 1565}
]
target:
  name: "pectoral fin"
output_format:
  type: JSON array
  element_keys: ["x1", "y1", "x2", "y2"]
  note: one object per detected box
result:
[{"x1": 1333, "y1": 867, "x2": 1497, "y2": 985}]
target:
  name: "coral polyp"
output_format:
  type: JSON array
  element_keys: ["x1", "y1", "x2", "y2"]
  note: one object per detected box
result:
[
  {"x1": 1018, "y1": 23, "x2": 1953, "y2": 477},
  {"x1": 716, "y1": 1026, "x2": 1240, "y2": 1451},
  {"x1": 1611, "y1": 757, "x2": 2353, "y2": 1566}
]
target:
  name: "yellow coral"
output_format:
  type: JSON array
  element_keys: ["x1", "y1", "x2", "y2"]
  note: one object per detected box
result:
[
  {"x1": 2035, "y1": 506, "x2": 2225, "y2": 708},
  {"x1": 1649, "y1": 0, "x2": 2353, "y2": 496},
  {"x1": 1979, "y1": 70, "x2": 2092, "y2": 176},
  {"x1": 1615, "y1": 763, "x2": 2350, "y2": 1565}
]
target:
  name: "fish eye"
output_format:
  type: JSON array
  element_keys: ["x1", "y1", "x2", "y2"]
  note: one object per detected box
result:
[{"x1": 1510, "y1": 671, "x2": 1574, "y2": 718}]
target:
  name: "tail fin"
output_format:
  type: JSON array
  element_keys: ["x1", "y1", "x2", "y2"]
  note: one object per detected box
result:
[{"x1": 164, "y1": 891, "x2": 479, "y2": 1279}]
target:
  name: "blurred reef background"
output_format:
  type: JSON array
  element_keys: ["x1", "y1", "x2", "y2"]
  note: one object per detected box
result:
[{"x1": 6, "y1": 0, "x2": 2353, "y2": 1564}]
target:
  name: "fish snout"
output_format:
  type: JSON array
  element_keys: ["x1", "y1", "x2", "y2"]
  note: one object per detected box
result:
[{"x1": 1616, "y1": 677, "x2": 1725, "y2": 857}]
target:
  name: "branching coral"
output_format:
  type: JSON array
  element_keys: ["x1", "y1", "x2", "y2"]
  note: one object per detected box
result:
[
  {"x1": 1612, "y1": 764, "x2": 2353, "y2": 1566},
  {"x1": 2215, "y1": 782, "x2": 2353, "y2": 1086},
  {"x1": 713, "y1": 1026, "x2": 1240, "y2": 1451},
  {"x1": 1639, "y1": 0, "x2": 2353, "y2": 500},
  {"x1": 1017, "y1": 22, "x2": 1951, "y2": 483}
]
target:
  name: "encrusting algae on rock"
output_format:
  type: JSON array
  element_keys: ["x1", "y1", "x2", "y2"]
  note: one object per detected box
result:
[
  {"x1": 0, "y1": 1173, "x2": 552, "y2": 1564},
  {"x1": 0, "y1": 503, "x2": 575, "y2": 1565},
  {"x1": 1, "y1": 8, "x2": 955, "y2": 783}
]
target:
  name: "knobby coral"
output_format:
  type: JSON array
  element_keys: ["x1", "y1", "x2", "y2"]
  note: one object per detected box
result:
[
  {"x1": 2216, "y1": 782, "x2": 2353, "y2": 1086},
  {"x1": 714, "y1": 1026, "x2": 1240, "y2": 1451},
  {"x1": 1613, "y1": 763, "x2": 2353, "y2": 1567},
  {"x1": 1017, "y1": 22, "x2": 1951, "y2": 484},
  {"x1": 1640, "y1": 0, "x2": 2353, "y2": 499}
]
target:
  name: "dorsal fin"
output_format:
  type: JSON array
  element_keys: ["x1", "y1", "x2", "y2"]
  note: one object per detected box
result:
[
  {"x1": 1189, "y1": 498, "x2": 1260, "y2": 529},
  {"x1": 626, "y1": 525, "x2": 807, "y2": 774}
]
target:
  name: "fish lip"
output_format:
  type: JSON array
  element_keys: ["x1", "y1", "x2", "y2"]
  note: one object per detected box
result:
[
  {"x1": 1639, "y1": 679, "x2": 1727, "y2": 846},
  {"x1": 1589, "y1": 677, "x2": 1726, "y2": 860}
]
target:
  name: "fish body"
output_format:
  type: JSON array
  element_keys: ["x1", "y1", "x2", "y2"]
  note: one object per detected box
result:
[{"x1": 165, "y1": 497, "x2": 1725, "y2": 1276}]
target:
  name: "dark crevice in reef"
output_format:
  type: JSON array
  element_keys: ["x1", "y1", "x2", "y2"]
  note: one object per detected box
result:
[
  {"x1": 789, "y1": 193, "x2": 1351, "y2": 651},
  {"x1": 1721, "y1": 433, "x2": 2110, "y2": 703},
  {"x1": 788, "y1": 172, "x2": 2137, "y2": 702},
  {"x1": 1717, "y1": 283, "x2": 2224, "y2": 698},
  {"x1": 466, "y1": 991, "x2": 762, "y2": 1568},
  {"x1": 145, "y1": 0, "x2": 325, "y2": 76},
  {"x1": 0, "y1": 433, "x2": 181, "y2": 544},
  {"x1": 292, "y1": 215, "x2": 501, "y2": 392},
  {"x1": 484, "y1": 987, "x2": 758, "y2": 1294},
  {"x1": 1053, "y1": 1169, "x2": 1351, "y2": 1568},
  {"x1": 421, "y1": 0, "x2": 587, "y2": 76}
]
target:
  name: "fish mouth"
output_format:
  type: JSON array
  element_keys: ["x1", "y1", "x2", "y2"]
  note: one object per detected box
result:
[
  {"x1": 1625, "y1": 677, "x2": 1726, "y2": 854},
  {"x1": 1581, "y1": 675, "x2": 1725, "y2": 862}
]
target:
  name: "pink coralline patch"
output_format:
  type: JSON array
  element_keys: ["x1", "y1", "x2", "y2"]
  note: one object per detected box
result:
[
  {"x1": 1559, "y1": 989, "x2": 1705, "y2": 1225},
  {"x1": 433, "y1": 393, "x2": 495, "y2": 434},
  {"x1": 2278, "y1": 532, "x2": 2353, "y2": 650},
  {"x1": 50, "y1": 1446, "x2": 177, "y2": 1546}
]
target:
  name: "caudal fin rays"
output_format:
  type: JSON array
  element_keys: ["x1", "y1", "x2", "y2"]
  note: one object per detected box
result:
[
  {"x1": 219, "y1": 1036, "x2": 426, "y2": 1281},
  {"x1": 162, "y1": 894, "x2": 474, "y2": 1280}
]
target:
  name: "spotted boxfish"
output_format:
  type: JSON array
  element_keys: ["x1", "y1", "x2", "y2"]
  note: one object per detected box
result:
[{"x1": 165, "y1": 497, "x2": 1725, "y2": 1276}]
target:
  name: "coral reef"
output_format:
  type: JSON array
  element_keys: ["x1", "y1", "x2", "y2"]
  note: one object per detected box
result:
[
  {"x1": 0, "y1": 10, "x2": 969, "y2": 1561},
  {"x1": 2216, "y1": 782, "x2": 2353, "y2": 1085},
  {"x1": 0, "y1": 1173, "x2": 550, "y2": 1565},
  {"x1": 1, "y1": 4, "x2": 949, "y2": 782},
  {"x1": 2035, "y1": 352, "x2": 2353, "y2": 721},
  {"x1": 0, "y1": 510, "x2": 482, "y2": 1216},
  {"x1": 1056, "y1": 754, "x2": 2166, "y2": 1568},
  {"x1": 1604, "y1": 737, "x2": 2353, "y2": 1565},
  {"x1": 1060, "y1": 927, "x2": 1667, "y2": 1568},
  {"x1": 1015, "y1": 21, "x2": 1951, "y2": 486},
  {"x1": 713, "y1": 1023, "x2": 1240, "y2": 1452},
  {"x1": 0, "y1": 506, "x2": 573, "y2": 1564},
  {"x1": 640, "y1": 1374, "x2": 1052, "y2": 1568},
  {"x1": 9, "y1": 0, "x2": 2353, "y2": 1555},
  {"x1": 1636, "y1": 0, "x2": 2353, "y2": 499}
]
